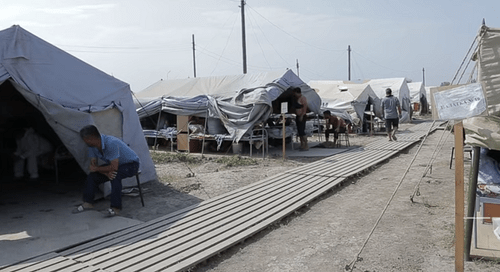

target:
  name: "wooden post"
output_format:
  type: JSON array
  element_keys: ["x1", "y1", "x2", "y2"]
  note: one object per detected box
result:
[
  {"x1": 282, "y1": 113, "x2": 286, "y2": 160},
  {"x1": 454, "y1": 122, "x2": 465, "y2": 272}
]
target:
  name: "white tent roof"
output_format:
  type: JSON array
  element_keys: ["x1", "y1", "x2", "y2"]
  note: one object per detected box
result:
[
  {"x1": 363, "y1": 78, "x2": 412, "y2": 122},
  {"x1": 135, "y1": 70, "x2": 322, "y2": 142},
  {"x1": 308, "y1": 80, "x2": 381, "y2": 123},
  {"x1": 407, "y1": 82, "x2": 426, "y2": 103},
  {"x1": 0, "y1": 25, "x2": 155, "y2": 186}
]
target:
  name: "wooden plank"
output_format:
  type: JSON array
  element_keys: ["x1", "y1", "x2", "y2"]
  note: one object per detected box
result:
[
  {"x1": 59, "y1": 172, "x2": 299, "y2": 257},
  {"x1": 313, "y1": 150, "x2": 396, "y2": 177},
  {"x1": 134, "y1": 177, "x2": 345, "y2": 272},
  {"x1": 100, "y1": 175, "x2": 331, "y2": 271},
  {"x1": 454, "y1": 122, "x2": 465, "y2": 272},
  {"x1": 0, "y1": 253, "x2": 60, "y2": 272},
  {"x1": 299, "y1": 149, "x2": 384, "y2": 176},
  {"x1": 70, "y1": 174, "x2": 309, "y2": 263},
  {"x1": 288, "y1": 149, "x2": 395, "y2": 177},
  {"x1": 78, "y1": 174, "x2": 324, "y2": 267},
  {"x1": 11, "y1": 257, "x2": 69, "y2": 272}
]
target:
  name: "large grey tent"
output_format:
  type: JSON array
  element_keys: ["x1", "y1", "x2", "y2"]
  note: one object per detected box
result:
[
  {"x1": 0, "y1": 25, "x2": 155, "y2": 186},
  {"x1": 135, "y1": 70, "x2": 321, "y2": 142}
]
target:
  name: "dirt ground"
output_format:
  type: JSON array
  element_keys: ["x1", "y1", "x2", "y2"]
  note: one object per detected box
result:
[{"x1": 117, "y1": 118, "x2": 500, "y2": 272}]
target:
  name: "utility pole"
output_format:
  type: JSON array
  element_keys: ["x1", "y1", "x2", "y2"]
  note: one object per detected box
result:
[
  {"x1": 348, "y1": 45, "x2": 351, "y2": 81},
  {"x1": 422, "y1": 67, "x2": 425, "y2": 85},
  {"x1": 192, "y1": 34, "x2": 197, "y2": 78},
  {"x1": 240, "y1": 0, "x2": 247, "y2": 74},
  {"x1": 296, "y1": 59, "x2": 300, "y2": 77}
]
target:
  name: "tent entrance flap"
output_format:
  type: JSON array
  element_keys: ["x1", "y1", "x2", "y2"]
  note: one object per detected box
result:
[{"x1": 0, "y1": 80, "x2": 84, "y2": 182}]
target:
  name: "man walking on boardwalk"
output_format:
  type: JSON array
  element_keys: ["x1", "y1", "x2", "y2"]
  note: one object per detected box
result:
[{"x1": 381, "y1": 88, "x2": 402, "y2": 141}]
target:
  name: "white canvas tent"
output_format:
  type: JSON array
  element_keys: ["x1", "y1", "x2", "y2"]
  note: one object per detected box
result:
[
  {"x1": 0, "y1": 25, "x2": 156, "y2": 186},
  {"x1": 408, "y1": 82, "x2": 426, "y2": 103},
  {"x1": 135, "y1": 70, "x2": 322, "y2": 142},
  {"x1": 408, "y1": 81, "x2": 429, "y2": 114},
  {"x1": 364, "y1": 78, "x2": 412, "y2": 122},
  {"x1": 308, "y1": 80, "x2": 381, "y2": 126}
]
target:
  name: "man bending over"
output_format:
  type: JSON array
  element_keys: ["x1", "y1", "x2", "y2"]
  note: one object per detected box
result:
[{"x1": 73, "y1": 125, "x2": 140, "y2": 217}]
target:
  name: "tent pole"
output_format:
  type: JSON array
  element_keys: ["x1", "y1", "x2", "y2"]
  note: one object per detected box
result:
[
  {"x1": 153, "y1": 110, "x2": 162, "y2": 151},
  {"x1": 465, "y1": 146, "x2": 480, "y2": 261},
  {"x1": 202, "y1": 110, "x2": 208, "y2": 156}
]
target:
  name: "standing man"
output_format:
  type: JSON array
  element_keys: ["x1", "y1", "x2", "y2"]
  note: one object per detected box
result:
[
  {"x1": 323, "y1": 110, "x2": 346, "y2": 146},
  {"x1": 292, "y1": 87, "x2": 309, "y2": 151},
  {"x1": 381, "y1": 88, "x2": 402, "y2": 141},
  {"x1": 73, "y1": 125, "x2": 140, "y2": 217}
]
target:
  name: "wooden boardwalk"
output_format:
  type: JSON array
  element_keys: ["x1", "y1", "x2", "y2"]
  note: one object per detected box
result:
[{"x1": 1, "y1": 121, "x2": 442, "y2": 272}]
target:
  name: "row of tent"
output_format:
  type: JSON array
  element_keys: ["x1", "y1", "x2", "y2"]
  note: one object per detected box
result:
[
  {"x1": 0, "y1": 25, "x2": 431, "y2": 187},
  {"x1": 136, "y1": 73, "x2": 430, "y2": 134}
]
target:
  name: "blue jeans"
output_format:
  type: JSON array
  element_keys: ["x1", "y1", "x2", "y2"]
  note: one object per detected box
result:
[{"x1": 83, "y1": 161, "x2": 139, "y2": 209}]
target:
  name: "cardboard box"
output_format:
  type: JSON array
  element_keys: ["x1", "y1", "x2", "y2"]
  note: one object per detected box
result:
[{"x1": 484, "y1": 203, "x2": 500, "y2": 223}]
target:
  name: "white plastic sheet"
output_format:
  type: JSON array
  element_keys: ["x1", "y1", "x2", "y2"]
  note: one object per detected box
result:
[{"x1": 434, "y1": 83, "x2": 487, "y2": 120}]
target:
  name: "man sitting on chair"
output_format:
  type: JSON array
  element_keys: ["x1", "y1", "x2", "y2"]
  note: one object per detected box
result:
[
  {"x1": 323, "y1": 110, "x2": 346, "y2": 146},
  {"x1": 73, "y1": 125, "x2": 140, "y2": 217}
]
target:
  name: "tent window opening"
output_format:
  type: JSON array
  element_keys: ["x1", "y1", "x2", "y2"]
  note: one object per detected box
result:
[{"x1": 0, "y1": 80, "x2": 83, "y2": 183}]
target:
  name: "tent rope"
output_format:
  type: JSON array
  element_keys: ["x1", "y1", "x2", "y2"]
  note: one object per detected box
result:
[
  {"x1": 410, "y1": 121, "x2": 451, "y2": 202},
  {"x1": 346, "y1": 122, "x2": 435, "y2": 271},
  {"x1": 451, "y1": 35, "x2": 478, "y2": 85}
]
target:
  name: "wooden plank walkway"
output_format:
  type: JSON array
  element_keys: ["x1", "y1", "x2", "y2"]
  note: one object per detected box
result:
[{"x1": 1, "y1": 121, "x2": 442, "y2": 272}]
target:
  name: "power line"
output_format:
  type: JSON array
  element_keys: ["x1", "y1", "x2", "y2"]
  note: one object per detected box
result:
[
  {"x1": 209, "y1": 14, "x2": 239, "y2": 75},
  {"x1": 247, "y1": 9, "x2": 272, "y2": 69},
  {"x1": 247, "y1": 8, "x2": 292, "y2": 68},
  {"x1": 353, "y1": 50, "x2": 420, "y2": 74},
  {"x1": 246, "y1": 4, "x2": 344, "y2": 53}
]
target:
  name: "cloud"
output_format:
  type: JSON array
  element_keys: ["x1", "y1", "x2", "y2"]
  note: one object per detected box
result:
[{"x1": 39, "y1": 4, "x2": 117, "y2": 16}]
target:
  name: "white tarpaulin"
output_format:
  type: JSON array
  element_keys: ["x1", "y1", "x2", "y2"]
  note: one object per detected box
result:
[
  {"x1": 0, "y1": 25, "x2": 156, "y2": 186},
  {"x1": 309, "y1": 80, "x2": 380, "y2": 125},
  {"x1": 135, "y1": 70, "x2": 322, "y2": 142},
  {"x1": 433, "y1": 83, "x2": 487, "y2": 120},
  {"x1": 463, "y1": 25, "x2": 500, "y2": 149}
]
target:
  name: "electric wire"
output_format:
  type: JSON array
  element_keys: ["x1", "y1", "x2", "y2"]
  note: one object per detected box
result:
[
  {"x1": 246, "y1": 4, "x2": 344, "y2": 53},
  {"x1": 246, "y1": 8, "x2": 293, "y2": 68},
  {"x1": 247, "y1": 10, "x2": 272, "y2": 69},
  {"x1": 210, "y1": 14, "x2": 239, "y2": 76},
  {"x1": 353, "y1": 50, "x2": 419, "y2": 74}
]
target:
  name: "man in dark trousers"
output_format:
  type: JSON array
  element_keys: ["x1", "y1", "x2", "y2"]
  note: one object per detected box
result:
[
  {"x1": 292, "y1": 87, "x2": 309, "y2": 151},
  {"x1": 323, "y1": 110, "x2": 346, "y2": 146},
  {"x1": 73, "y1": 125, "x2": 140, "y2": 217},
  {"x1": 381, "y1": 88, "x2": 402, "y2": 141}
]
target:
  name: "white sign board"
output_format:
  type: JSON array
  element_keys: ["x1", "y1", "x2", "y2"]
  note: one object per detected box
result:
[
  {"x1": 434, "y1": 83, "x2": 487, "y2": 120},
  {"x1": 281, "y1": 102, "x2": 288, "y2": 114}
]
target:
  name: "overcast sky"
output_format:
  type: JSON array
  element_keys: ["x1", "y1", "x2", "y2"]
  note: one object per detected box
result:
[{"x1": 1, "y1": 0, "x2": 498, "y2": 92}]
